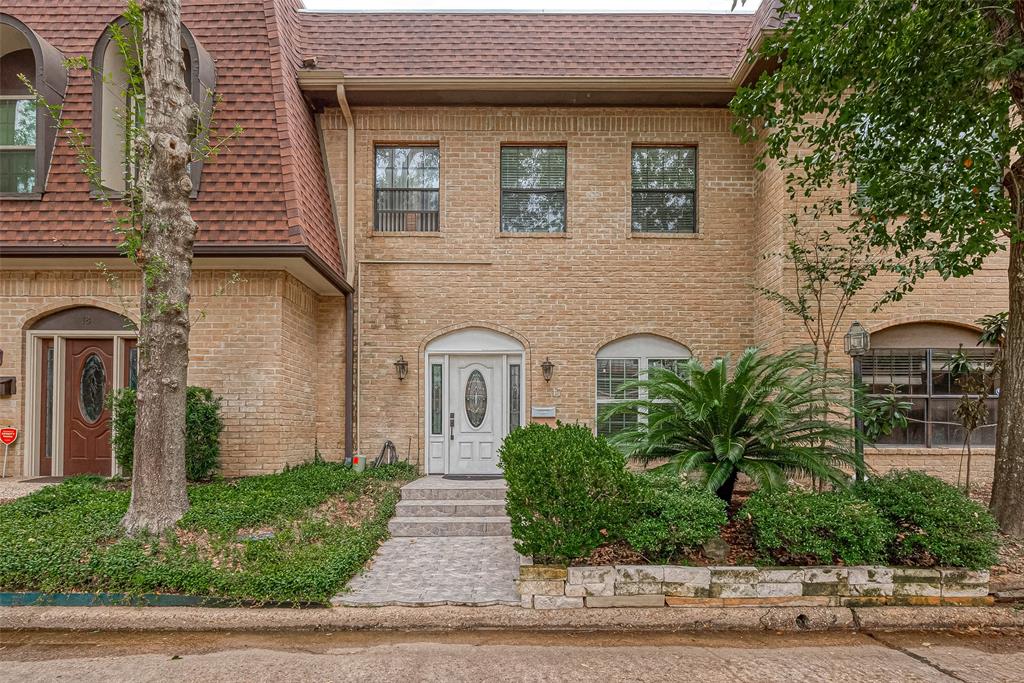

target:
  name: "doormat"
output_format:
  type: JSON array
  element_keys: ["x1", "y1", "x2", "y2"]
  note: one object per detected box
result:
[
  {"x1": 441, "y1": 474, "x2": 504, "y2": 481},
  {"x1": 19, "y1": 476, "x2": 65, "y2": 484}
]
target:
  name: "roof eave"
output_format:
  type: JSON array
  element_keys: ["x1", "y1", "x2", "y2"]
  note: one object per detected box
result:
[{"x1": 297, "y1": 72, "x2": 739, "y2": 94}]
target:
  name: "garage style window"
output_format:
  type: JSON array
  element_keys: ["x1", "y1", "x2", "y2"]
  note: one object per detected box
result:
[
  {"x1": 500, "y1": 145, "x2": 566, "y2": 233},
  {"x1": 374, "y1": 145, "x2": 440, "y2": 232},
  {"x1": 631, "y1": 146, "x2": 697, "y2": 233},
  {"x1": 596, "y1": 334, "x2": 691, "y2": 437},
  {"x1": 862, "y1": 347, "x2": 999, "y2": 447}
]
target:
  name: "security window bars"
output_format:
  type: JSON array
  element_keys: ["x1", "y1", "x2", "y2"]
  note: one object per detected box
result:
[
  {"x1": 631, "y1": 146, "x2": 697, "y2": 233},
  {"x1": 375, "y1": 146, "x2": 440, "y2": 232},
  {"x1": 0, "y1": 97, "x2": 36, "y2": 193},
  {"x1": 500, "y1": 146, "x2": 566, "y2": 233},
  {"x1": 596, "y1": 356, "x2": 687, "y2": 437},
  {"x1": 861, "y1": 348, "x2": 999, "y2": 447}
]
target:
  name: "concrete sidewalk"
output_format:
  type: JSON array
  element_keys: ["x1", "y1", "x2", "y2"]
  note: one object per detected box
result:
[{"x1": 3, "y1": 605, "x2": 1024, "y2": 634}]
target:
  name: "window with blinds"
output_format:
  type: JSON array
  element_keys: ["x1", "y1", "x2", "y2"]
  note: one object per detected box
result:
[
  {"x1": 861, "y1": 347, "x2": 999, "y2": 447},
  {"x1": 500, "y1": 146, "x2": 566, "y2": 233},
  {"x1": 631, "y1": 146, "x2": 697, "y2": 233},
  {"x1": 374, "y1": 146, "x2": 440, "y2": 232}
]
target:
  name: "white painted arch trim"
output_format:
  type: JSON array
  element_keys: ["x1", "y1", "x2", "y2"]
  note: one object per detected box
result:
[
  {"x1": 597, "y1": 333, "x2": 691, "y2": 359},
  {"x1": 425, "y1": 327, "x2": 525, "y2": 354},
  {"x1": 423, "y1": 327, "x2": 526, "y2": 475}
]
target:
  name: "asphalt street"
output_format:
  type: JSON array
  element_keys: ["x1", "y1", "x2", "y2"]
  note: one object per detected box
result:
[{"x1": 2, "y1": 628, "x2": 1023, "y2": 682}]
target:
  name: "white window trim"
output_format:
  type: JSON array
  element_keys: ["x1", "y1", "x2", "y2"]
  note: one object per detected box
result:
[{"x1": 595, "y1": 354, "x2": 689, "y2": 436}]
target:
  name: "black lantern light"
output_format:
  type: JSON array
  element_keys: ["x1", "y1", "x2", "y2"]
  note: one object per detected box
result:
[
  {"x1": 844, "y1": 321, "x2": 870, "y2": 357},
  {"x1": 540, "y1": 357, "x2": 554, "y2": 382},
  {"x1": 394, "y1": 355, "x2": 409, "y2": 381}
]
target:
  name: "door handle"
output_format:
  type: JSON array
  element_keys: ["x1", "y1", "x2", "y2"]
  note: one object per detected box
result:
[{"x1": 449, "y1": 412, "x2": 455, "y2": 440}]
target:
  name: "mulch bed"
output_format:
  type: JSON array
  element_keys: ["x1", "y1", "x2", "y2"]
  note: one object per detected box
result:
[{"x1": 969, "y1": 485, "x2": 1024, "y2": 590}]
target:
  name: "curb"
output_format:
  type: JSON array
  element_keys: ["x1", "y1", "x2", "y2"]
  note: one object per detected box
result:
[{"x1": 2, "y1": 605, "x2": 1023, "y2": 634}]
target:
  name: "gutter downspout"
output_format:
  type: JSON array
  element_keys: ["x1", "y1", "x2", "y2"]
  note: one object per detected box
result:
[
  {"x1": 336, "y1": 84, "x2": 358, "y2": 459},
  {"x1": 315, "y1": 109, "x2": 354, "y2": 464}
]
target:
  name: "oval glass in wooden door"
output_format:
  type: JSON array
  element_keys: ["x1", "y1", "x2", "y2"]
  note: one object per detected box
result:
[
  {"x1": 78, "y1": 354, "x2": 106, "y2": 423},
  {"x1": 64, "y1": 339, "x2": 114, "y2": 476}
]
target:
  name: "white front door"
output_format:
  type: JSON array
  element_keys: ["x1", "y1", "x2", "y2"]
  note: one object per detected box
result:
[{"x1": 448, "y1": 354, "x2": 504, "y2": 475}]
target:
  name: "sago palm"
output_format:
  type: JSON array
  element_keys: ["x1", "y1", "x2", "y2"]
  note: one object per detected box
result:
[{"x1": 605, "y1": 348, "x2": 864, "y2": 503}]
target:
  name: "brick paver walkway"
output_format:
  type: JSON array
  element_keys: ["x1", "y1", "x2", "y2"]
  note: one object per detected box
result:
[{"x1": 334, "y1": 536, "x2": 521, "y2": 607}]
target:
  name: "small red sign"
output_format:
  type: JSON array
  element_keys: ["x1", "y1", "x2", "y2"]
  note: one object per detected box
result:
[{"x1": 0, "y1": 428, "x2": 17, "y2": 446}]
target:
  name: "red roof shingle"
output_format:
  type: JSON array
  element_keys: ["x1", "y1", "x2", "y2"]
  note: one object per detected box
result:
[
  {"x1": 2, "y1": 6, "x2": 771, "y2": 280},
  {"x1": 297, "y1": 12, "x2": 755, "y2": 78},
  {"x1": 1, "y1": 0, "x2": 343, "y2": 277}
]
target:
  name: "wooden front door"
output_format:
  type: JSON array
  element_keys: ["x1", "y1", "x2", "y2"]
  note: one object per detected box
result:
[{"x1": 63, "y1": 338, "x2": 114, "y2": 476}]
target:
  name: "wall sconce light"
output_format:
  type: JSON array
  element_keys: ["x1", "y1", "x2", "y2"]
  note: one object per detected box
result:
[
  {"x1": 394, "y1": 355, "x2": 409, "y2": 381},
  {"x1": 540, "y1": 357, "x2": 554, "y2": 383},
  {"x1": 843, "y1": 321, "x2": 871, "y2": 358}
]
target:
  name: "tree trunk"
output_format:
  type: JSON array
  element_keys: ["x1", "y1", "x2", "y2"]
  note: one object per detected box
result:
[
  {"x1": 992, "y1": 236, "x2": 1024, "y2": 536},
  {"x1": 715, "y1": 470, "x2": 739, "y2": 505},
  {"x1": 121, "y1": 0, "x2": 198, "y2": 536}
]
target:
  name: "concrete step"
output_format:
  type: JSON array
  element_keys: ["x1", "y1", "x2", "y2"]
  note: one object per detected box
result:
[
  {"x1": 400, "y1": 477, "x2": 507, "y2": 501},
  {"x1": 388, "y1": 515, "x2": 512, "y2": 537},
  {"x1": 395, "y1": 499, "x2": 507, "y2": 517}
]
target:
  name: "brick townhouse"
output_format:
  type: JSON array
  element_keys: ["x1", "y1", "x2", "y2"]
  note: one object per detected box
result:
[{"x1": 0, "y1": 2, "x2": 1008, "y2": 481}]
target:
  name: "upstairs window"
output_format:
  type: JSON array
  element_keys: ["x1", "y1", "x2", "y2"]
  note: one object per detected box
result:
[
  {"x1": 374, "y1": 145, "x2": 440, "y2": 232},
  {"x1": 0, "y1": 61, "x2": 35, "y2": 193},
  {"x1": 92, "y1": 18, "x2": 214, "y2": 196},
  {"x1": 500, "y1": 145, "x2": 566, "y2": 233},
  {"x1": 631, "y1": 146, "x2": 697, "y2": 233},
  {"x1": 0, "y1": 15, "x2": 67, "y2": 196}
]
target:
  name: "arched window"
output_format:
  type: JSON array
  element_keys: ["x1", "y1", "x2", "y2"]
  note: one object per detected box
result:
[
  {"x1": 91, "y1": 18, "x2": 215, "y2": 195},
  {"x1": 0, "y1": 14, "x2": 67, "y2": 196},
  {"x1": 595, "y1": 334, "x2": 691, "y2": 437},
  {"x1": 860, "y1": 322, "x2": 999, "y2": 447}
]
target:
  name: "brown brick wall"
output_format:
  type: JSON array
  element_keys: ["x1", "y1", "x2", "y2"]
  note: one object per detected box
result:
[
  {"x1": 322, "y1": 106, "x2": 760, "y2": 466},
  {"x1": 320, "y1": 105, "x2": 1007, "y2": 482},
  {"x1": 0, "y1": 268, "x2": 345, "y2": 478}
]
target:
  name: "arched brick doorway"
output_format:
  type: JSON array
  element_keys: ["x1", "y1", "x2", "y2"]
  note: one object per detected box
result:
[{"x1": 26, "y1": 306, "x2": 137, "y2": 477}]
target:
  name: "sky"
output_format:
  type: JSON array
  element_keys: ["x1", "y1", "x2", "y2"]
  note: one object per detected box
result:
[{"x1": 302, "y1": 1, "x2": 761, "y2": 12}]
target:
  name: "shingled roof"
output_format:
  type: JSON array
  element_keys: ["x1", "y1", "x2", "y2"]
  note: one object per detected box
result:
[
  {"x1": 297, "y1": 12, "x2": 756, "y2": 78},
  {"x1": 1, "y1": 0, "x2": 343, "y2": 279},
  {"x1": 2, "y1": 5, "x2": 776, "y2": 281}
]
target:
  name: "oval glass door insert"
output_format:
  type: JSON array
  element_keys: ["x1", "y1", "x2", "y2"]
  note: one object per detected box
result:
[
  {"x1": 465, "y1": 369, "x2": 487, "y2": 428},
  {"x1": 79, "y1": 353, "x2": 106, "y2": 423}
]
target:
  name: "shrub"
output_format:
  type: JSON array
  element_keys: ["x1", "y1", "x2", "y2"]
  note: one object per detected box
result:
[
  {"x1": 743, "y1": 488, "x2": 892, "y2": 565},
  {"x1": 606, "y1": 348, "x2": 864, "y2": 504},
  {"x1": 500, "y1": 423, "x2": 639, "y2": 561},
  {"x1": 623, "y1": 474, "x2": 727, "y2": 561},
  {"x1": 111, "y1": 386, "x2": 223, "y2": 481},
  {"x1": 855, "y1": 470, "x2": 999, "y2": 569}
]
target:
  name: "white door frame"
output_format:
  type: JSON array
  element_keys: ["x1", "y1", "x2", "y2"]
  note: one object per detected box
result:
[
  {"x1": 422, "y1": 328, "x2": 525, "y2": 475},
  {"x1": 23, "y1": 330, "x2": 136, "y2": 478}
]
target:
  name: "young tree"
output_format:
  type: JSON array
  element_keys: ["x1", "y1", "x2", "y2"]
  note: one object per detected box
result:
[
  {"x1": 732, "y1": 0, "x2": 1024, "y2": 535},
  {"x1": 757, "y1": 227, "x2": 877, "y2": 375}
]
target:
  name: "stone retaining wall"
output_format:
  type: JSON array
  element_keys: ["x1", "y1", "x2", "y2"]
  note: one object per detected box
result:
[{"x1": 517, "y1": 564, "x2": 991, "y2": 609}]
